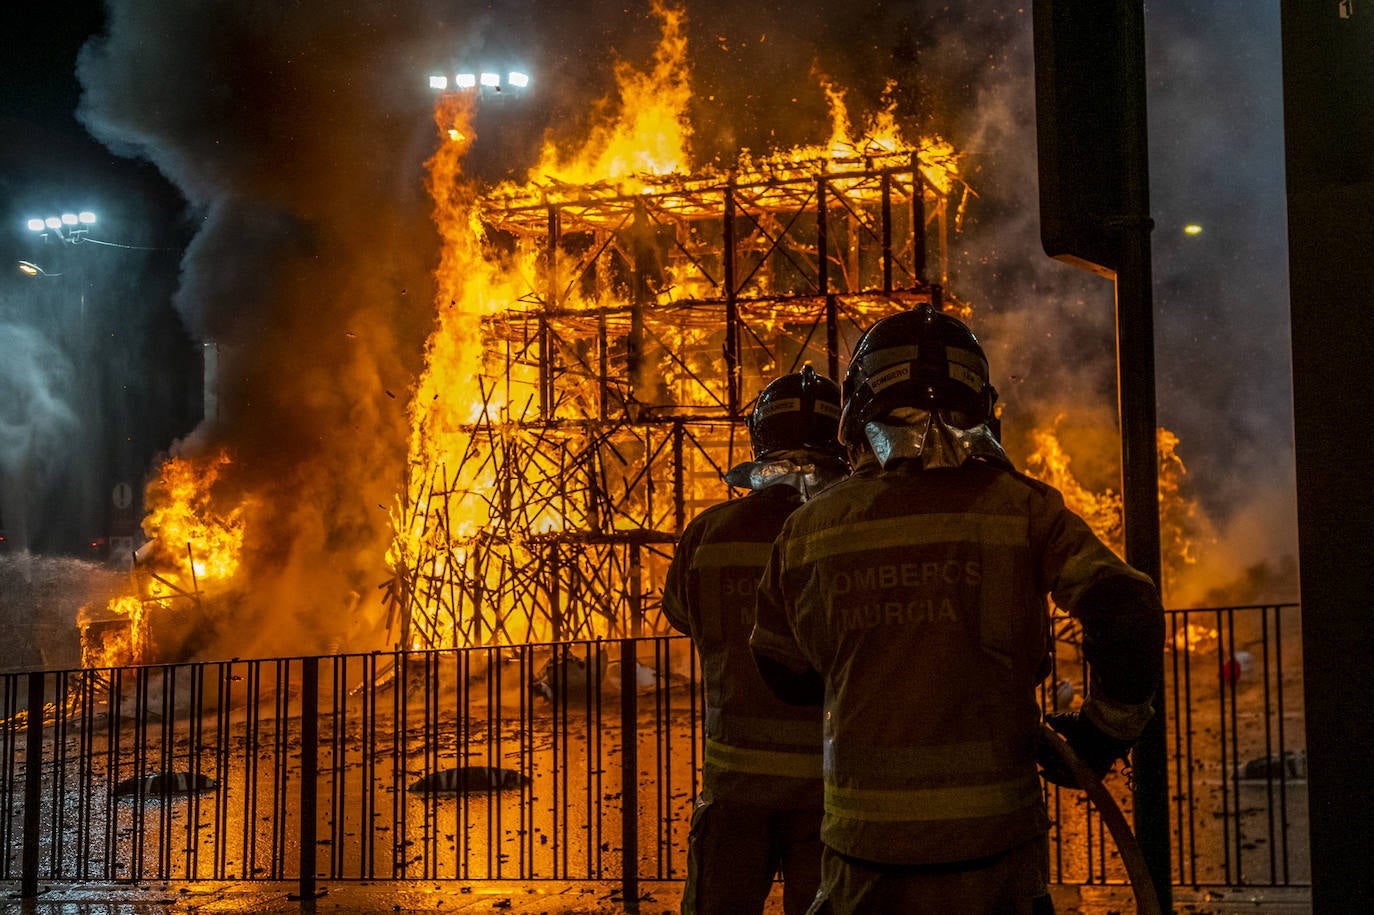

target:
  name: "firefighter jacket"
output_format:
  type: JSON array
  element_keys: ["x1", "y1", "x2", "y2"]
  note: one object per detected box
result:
[
  {"x1": 664, "y1": 485, "x2": 825, "y2": 809},
  {"x1": 750, "y1": 458, "x2": 1164, "y2": 866}
]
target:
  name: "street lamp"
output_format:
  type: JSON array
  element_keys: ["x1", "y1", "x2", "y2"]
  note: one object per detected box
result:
[
  {"x1": 17, "y1": 260, "x2": 61, "y2": 277},
  {"x1": 26, "y1": 211, "x2": 97, "y2": 244}
]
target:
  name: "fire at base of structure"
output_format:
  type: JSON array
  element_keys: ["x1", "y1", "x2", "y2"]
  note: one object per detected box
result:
[{"x1": 392, "y1": 151, "x2": 960, "y2": 648}]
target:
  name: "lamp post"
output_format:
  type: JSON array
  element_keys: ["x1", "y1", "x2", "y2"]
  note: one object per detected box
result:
[{"x1": 18, "y1": 212, "x2": 102, "y2": 555}]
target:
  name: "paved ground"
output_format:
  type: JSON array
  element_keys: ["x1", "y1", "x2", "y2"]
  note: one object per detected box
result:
[{"x1": 0, "y1": 881, "x2": 1313, "y2": 914}]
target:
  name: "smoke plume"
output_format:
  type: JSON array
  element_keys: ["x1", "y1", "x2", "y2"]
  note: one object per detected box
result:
[{"x1": 76, "y1": 1, "x2": 459, "y2": 657}]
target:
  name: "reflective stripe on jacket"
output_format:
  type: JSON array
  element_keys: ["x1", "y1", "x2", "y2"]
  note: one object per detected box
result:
[
  {"x1": 664, "y1": 486, "x2": 823, "y2": 808},
  {"x1": 752, "y1": 459, "x2": 1163, "y2": 864}
]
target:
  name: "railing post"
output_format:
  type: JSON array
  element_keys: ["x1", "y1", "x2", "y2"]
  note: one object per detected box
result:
[
  {"x1": 21, "y1": 671, "x2": 43, "y2": 899},
  {"x1": 294, "y1": 656, "x2": 320, "y2": 901},
  {"x1": 618, "y1": 638, "x2": 640, "y2": 914}
]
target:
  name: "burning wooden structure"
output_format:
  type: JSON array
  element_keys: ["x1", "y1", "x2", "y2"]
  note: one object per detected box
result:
[{"x1": 391, "y1": 149, "x2": 966, "y2": 648}]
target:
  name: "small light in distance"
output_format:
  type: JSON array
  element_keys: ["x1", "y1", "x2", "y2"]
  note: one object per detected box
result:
[
  {"x1": 455, "y1": 73, "x2": 477, "y2": 89},
  {"x1": 429, "y1": 75, "x2": 448, "y2": 90},
  {"x1": 479, "y1": 72, "x2": 500, "y2": 88},
  {"x1": 78, "y1": 211, "x2": 96, "y2": 224},
  {"x1": 26, "y1": 218, "x2": 45, "y2": 232},
  {"x1": 1184, "y1": 224, "x2": 1203, "y2": 236},
  {"x1": 508, "y1": 71, "x2": 530, "y2": 88}
]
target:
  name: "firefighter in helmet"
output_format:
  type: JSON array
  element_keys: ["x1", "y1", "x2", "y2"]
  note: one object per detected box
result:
[
  {"x1": 664, "y1": 364, "x2": 849, "y2": 915},
  {"x1": 750, "y1": 305, "x2": 1164, "y2": 914}
]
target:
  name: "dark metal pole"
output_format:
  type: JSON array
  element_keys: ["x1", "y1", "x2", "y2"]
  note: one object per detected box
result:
[
  {"x1": 1115, "y1": 1, "x2": 1171, "y2": 909},
  {"x1": 21, "y1": 672, "x2": 43, "y2": 899},
  {"x1": 723, "y1": 185, "x2": 740, "y2": 415},
  {"x1": 911, "y1": 153, "x2": 928, "y2": 286},
  {"x1": 880, "y1": 172, "x2": 893, "y2": 294},
  {"x1": 295, "y1": 656, "x2": 320, "y2": 901},
  {"x1": 1281, "y1": 3, "x2": 1374, "y2": 908},
  {"x1": 618, "y1": 638, "x2": 641, "y2": 914},
  {"x1": 542, "y1": 205, "x2": 559, "y2": 418}
]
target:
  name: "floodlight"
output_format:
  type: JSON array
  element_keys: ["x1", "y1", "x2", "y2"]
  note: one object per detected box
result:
[
  {"x1": 429, "y1": 75, "x2": 448, "y2": 90},
  {"x1": 479, "y1": 72, "x2": 500, "y2": 88},
  {"x1": 61, "y1": 213, "x2": 79, "y2": 226},
  {"x1": 45, "y1": 217, "x2": 62, "y2": 230},
  {"x1": 508, "y1": 71, "x2": 529, "y2": 88},
  {"x1": 78, "y1": 211, "x2": 96, "y2": 224},
  {"x1": 455, "y1": 73, "x2": 477, "y2": 89},
  {"x1": 27, "y1": 219, "x2": 45, "y2": 232}
]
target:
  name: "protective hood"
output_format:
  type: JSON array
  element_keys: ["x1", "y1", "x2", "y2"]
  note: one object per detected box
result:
[
  {"x1": 862, "y1": 407, "x2": 1012, "y2": 471},
  {"x1": 724, "y1": 449, "x2": 849, "y2": 499}
]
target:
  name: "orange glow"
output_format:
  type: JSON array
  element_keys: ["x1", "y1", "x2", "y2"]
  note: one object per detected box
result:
[
  {"x1": 141, "y1": 448, "x2": 245, "y2": 583},
  {"x1": 1025, "y1": 420, "x2": 1124, "y2": 556},
  {"x1": 1024, "y1": 419, "x2": 1211, "y2": 611},
  {"x1": 87, "y1": 448, "x2": 246, "y2": 666},
  {"x1": 528, "y1": 0, "x2": 692, "y2": 188},
  {"x1": 394, "y1": 4, "x2": 966, "y2": 648}
]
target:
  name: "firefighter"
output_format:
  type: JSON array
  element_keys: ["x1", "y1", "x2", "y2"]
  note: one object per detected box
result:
[
  {"x1": 664, "y1": 365, "x2": 849, "y2": 915},
  {"x1": 750, "y1": 305, "x2": 1164, "y2": 914}
]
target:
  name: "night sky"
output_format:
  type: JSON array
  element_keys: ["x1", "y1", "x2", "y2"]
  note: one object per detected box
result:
[
  {"x1": 1, "y1": 0, "x2": 199, "y2": 555},
  {"x1": 0, "y1": 2, "x2": 1296, "y2": 648}
]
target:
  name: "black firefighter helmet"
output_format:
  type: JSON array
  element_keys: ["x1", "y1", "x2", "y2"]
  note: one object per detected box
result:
[
  {"x1": 748, "y1": 364, "x2": 846, "y2": 462},
  {"x1": 840, "y1": 304, "x2": 998, "y2": 447}
]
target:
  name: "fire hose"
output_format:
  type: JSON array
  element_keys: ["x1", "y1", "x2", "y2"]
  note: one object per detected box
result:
[{"x1": 1039, "y1": 723, "x2": 1163, "y2": 915}]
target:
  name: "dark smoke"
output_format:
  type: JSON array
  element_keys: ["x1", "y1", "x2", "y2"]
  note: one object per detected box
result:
[
  {"x1": 75, "y1": 0, "x2": 463, "y2": 657},
  {"x1": 63, "y1": 0, "x2": 1292, "y2": 663}
]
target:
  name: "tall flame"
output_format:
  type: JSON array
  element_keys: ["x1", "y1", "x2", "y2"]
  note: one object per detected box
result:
[
  {"x1": 1024, "y1": 418, "x2": 1213, "y2": 604},
  {"x1": 531, "y1": 0, "x2": 692, "y2": 186}
]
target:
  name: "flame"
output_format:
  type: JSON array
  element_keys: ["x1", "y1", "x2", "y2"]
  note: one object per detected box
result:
[
  {"x1": 1024, "y1": 418, "x2": 1214, "y2": 613},
  {"x1": 85, "y1": 448, "x2": 246, "y2": 666},
  {"x1": 140, "y1": 448, "x2": 246, "y2": 584},
  {"x1": 529, "y1": 0, "x2": 692, "y2": 187},
  {"x1": 393, "y1": 3, "x2": 970, "y2": 649},
  {"x1": 1024, "y1": 420, "x2": 1124, "y2": 555},
  {"x1": 78, "y1": 595, "x2": 148, "y2": 669}
]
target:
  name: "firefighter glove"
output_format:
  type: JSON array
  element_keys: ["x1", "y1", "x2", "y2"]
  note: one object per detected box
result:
[{"x1": 1038, "y1": 711, "x2": 1135, "y2": 789}]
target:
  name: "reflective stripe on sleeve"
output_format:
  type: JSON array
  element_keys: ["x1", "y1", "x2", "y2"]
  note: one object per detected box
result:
[
  {"x1": 705, "y1": 738, "x2": 824, "y2": 779},
  {"x1": 708, "y1": 707, "x2": 821, "y2": 747},
  {"x1": 825, "y1": 740, "x2": 1006, "y2": 780},
  {"x1": 691, "y1": 541, "x2": 775, "y2": 570},
  {"x1": 824, "y1": 773, "x2": 1042, "y2": 822},
  {"x1": 785, "y1": 514, "x2": 1025, "y2": 567}
]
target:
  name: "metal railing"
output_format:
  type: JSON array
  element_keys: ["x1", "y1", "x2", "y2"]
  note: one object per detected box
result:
[
  {"x1": 1043, "y1": 602, "x2": 1307, "y2": 889},
  {"x1": 0, "y1": 604, "x2": 1306, "y2": 900}
]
